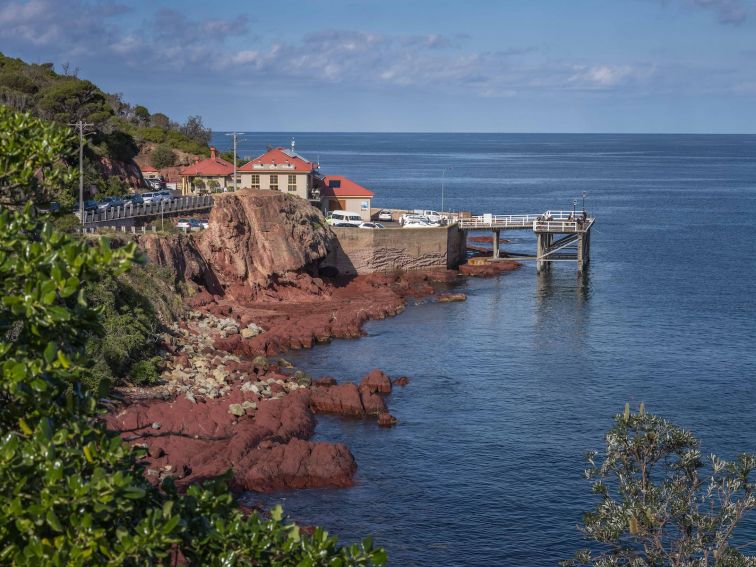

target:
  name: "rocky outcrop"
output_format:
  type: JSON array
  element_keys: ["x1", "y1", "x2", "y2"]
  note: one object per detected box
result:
[
  {"x1": 137, "y1": 233, "x2": 223, "y2": 294},
  {"x1": 98, "y1": 156, "x2": 144, "y2": 188},
  {"x1": 196, "y1": 190, "x2": 334, "y2": 295}
]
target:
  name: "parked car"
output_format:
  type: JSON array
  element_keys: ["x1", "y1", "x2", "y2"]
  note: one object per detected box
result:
[
  {"x1": 192, "y1": 218, "x2": 209, "y2": 230},
  {"x1": 176, "y1": 218, "x2": 193, "y2": 230},
  {"x1": 399, "y1": 214, "x2": 436, "y2": 227},
  {"x1": 332, "y1": 222, "x2": 358, "y2": 228},
  {"x1": 83, "y1": 199, "x2": 99, "y2": 212},
  {"x1": 412, "y1": 209, "x2": 447, "y2": 223},
  {"x1": 359, "y1": 222, "x2": 385, "y2": 229},
  {"x1": 377, "y1": 209, "x2": 393, "y2": 222},
  {"x1": 97, "y1": 197, "x2": 125, "y2": 211},
  {"x1": 325, "y1": 210, "x2": 364, "y2": 226},
  {"x1": 125, "y1": 194, "x2": 144, "y2": 205},
  {"x1": 141, "y1": 190, "x2": 172, "y2": 204},
  {"x1": 146, "y1": 178, "x2": 164, "y2": 190},
  {"x1": 402, "y1": 217, "x2": 435, "y2": 228}
]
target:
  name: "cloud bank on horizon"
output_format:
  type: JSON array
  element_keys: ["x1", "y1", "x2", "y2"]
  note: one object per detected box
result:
[{"x1": 0, "y1": 0, "x2": 754, "y2": 133}]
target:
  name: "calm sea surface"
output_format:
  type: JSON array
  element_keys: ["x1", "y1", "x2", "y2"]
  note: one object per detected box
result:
[{"x1": 213, "y1": 133, "x2": 756, "y2": 566}]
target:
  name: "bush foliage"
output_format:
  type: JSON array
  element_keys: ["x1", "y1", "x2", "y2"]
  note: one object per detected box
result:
[
  {"x1": 565, "y1": 404, "x2": 755, "y2": 566},
  {"x1": 0, "y1": 103, "x2": 385, "y2": 566}
]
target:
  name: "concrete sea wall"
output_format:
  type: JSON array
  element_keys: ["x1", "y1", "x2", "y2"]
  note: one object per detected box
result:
[{"x1": 322, "y1": 224, "x2": 467, "y2": 276}]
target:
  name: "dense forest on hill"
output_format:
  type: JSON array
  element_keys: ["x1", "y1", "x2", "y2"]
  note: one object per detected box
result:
[{"x1": 0, "y1": 52, "x2": 211, "y2": 201}]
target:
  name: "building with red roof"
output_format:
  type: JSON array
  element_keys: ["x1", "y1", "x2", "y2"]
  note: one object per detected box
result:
[
  {"x1": 179, "y1": 147, "x2": 236, "y2": 194},
  {"x1": 318, "y1": 175, "x2": 374, "y2": 220},
  {"x1": 238, "y1": 141, "x2": 318, "y2": 200}
]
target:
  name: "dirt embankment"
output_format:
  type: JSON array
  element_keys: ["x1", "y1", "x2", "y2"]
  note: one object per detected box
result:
[{"x1": 109, "y1": 190, "x2": 519, "y2": 492}]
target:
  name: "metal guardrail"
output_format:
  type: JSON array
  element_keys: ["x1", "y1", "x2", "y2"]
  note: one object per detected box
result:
[
  {"x1": 78, "y1": 195, "x2": 213, "y2": 225},
  {"x1": 458, "y1": 211, "x2": 593, "y2": 233},
  {"x1": 458, "y1": 214, "x2": 541, "y2": 229}
]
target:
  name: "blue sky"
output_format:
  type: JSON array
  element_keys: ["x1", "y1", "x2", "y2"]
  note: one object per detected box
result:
[{"x1": 1, "y1": 0, "x2": 755, "y2": 132}]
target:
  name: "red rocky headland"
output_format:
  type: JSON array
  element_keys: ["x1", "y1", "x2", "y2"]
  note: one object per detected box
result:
[{"x1": 108, "y1": 190, "x2": 518, "y2": 493}]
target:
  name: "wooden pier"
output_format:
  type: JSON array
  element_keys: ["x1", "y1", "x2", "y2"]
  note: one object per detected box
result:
[{"x1": 457, "y1": 210, "x2": 595, "y2": 274}]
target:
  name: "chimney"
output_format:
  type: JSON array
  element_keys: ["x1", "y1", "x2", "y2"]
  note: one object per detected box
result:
[{"x1": 210, "y1": 146, "x2": 217, "y2": 159}]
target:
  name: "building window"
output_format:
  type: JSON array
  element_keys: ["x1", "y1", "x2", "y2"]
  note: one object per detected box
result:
[
  {"x1": 250, "y1": 174, "x2": 260, "y2": 189},
  {"x1": 270, "y1": 174, "x2": 278, "y2": 191},
  {"x1": 288, "y1": 174, "x2": 297, "y2": 192}
]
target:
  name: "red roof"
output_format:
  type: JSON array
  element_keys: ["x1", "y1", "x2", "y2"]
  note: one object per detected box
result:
[
  {"x1": 239, "y1": 147, "x2": 315, "y2": 173},
  {"x1": 179, "y1": 147, "x2": 234, "y2": 176},
  {"x1": 140, "y1": 164, "x2": 158, "y2": 173},
  {"x1": 319, "y1": 175, "x2": 374, "y2": 198}
]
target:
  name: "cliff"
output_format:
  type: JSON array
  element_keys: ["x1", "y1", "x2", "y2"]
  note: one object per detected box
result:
[{"x1": 196, "y1": 190, "x2": 334, "y2": 295}]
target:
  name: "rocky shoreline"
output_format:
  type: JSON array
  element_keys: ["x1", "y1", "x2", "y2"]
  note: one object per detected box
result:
[{"x1": 105, "y1": 189, "x2": 521, "y2": 494}]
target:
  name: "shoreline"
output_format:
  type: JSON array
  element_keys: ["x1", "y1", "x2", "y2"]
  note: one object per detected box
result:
[{"x1": 106, "y1": 261, "x2": 520, "y2": 493}]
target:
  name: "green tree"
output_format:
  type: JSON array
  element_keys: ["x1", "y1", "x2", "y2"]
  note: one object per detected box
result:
[
  {"x1": 180, "y1": 115, "x2": 212, "y2": 146},
  {"x1": 192, "y1": 177, "x2": 206, "y2": 193},
  {"x1": 36, "y1": 78, "x2": 112, "y2": 126},
  {"x1": 134, "y1": 105, "x2": 150, "y2": 124},
  {"x1": 0, "y1": 104, "x2": 385, "y2": 566},
  {"x1": 565, "y1": 404, "x2": 756, "y2": 566},
  {"x1": 0, "y1": 106, "x2": 75, "y2": 207},
  {"x1": 150, "y1": 144, "x2": 176, "y2": 170},
  {"x1": 207, "y1": 179, "x2": 221, "y2": 193},
  {"x1": 150, "y1": 112, "x2": 171, "y2": 129}
]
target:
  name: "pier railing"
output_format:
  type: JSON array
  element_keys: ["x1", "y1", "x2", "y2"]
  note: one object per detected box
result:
[
  {"x1": 78, "y1": 195, "x2": 213, "y2": 225},
  {"x1": 457, "y1": 214, "x2": 541, "y2": 229},
  {"x1": 458, "y1": 210, "x2": 593, "y2": 233}
]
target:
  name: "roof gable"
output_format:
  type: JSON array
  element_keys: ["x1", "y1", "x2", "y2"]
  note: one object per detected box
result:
[
  {"x1": 239, "y1": 147, "x2": 315, "y2": 173},
  {"x1": 319, "y1": 175, "x2": 374, "y2": 198}
]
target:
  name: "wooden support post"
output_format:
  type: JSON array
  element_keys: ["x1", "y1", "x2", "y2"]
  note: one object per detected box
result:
[{"x1": 492, "y1": 229, "x2": 500, "y2": 259}]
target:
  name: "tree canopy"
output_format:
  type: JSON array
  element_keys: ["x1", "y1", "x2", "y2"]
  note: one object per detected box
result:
[{"x1": 565, "y1": 404, "x2": 755, "y2": 566}]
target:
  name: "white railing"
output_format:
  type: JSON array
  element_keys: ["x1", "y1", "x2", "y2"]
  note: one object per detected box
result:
[
  {"x1": 78, "y1": 195, "x2": 214, "y2": 225},
  {"x1": 458, "y1": 210, "x2": 593, "y2": 233},
  {"x1": 458, "y1": 214, "x2": 541, "y2": 229}
]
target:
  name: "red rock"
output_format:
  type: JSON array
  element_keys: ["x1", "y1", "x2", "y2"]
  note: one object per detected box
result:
[
  {"x1": 313, "y1": 376, "x2": 337, "y2": 387},
  {"x1": 309, "y1": 383, "x2": 364, "y2": 416},
  {"x1": 377, "y1": 413, "x2": 398, "y2": 427},
  {"x1": 358, "y1": 387, "x2": 388, "y2": 415},
  {"x1": 393, "y1": 376, "x2": 410, "y2": 387},
  {"x1": 437, "y1": 292, "x2": 467, "y2": 303},
  {"x1": 360, "y1": 368, "x2": 392, "y2": 394}
]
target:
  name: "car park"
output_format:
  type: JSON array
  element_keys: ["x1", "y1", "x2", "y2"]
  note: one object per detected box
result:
[
  {"x1": 377, "y1": 210, "x2": 393, "y2": 222},
  {"x1": 97, "y1": 197, "x2": 125, "y2": 211},
  {"x1": 325, "y1": 210, "x2": 364, "y2": 226}
]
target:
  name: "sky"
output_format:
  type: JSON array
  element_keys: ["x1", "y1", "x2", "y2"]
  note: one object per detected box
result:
[{"x1": 1, "y1": 0, "x2": 756, "y2": 133}]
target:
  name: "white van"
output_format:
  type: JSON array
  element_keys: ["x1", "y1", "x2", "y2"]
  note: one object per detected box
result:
[{"x1": 325, "y1": 210, "x2": 363, "y2": 226}]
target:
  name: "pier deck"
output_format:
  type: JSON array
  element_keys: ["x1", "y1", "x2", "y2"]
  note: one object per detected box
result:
[{"x1": 457, "y1": 210, "x2": 595, "y2": 274}]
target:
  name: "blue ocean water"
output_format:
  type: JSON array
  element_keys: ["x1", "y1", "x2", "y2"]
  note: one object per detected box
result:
[{"x1": 213, "y1": 133, "x2": 756, "y2": 565}]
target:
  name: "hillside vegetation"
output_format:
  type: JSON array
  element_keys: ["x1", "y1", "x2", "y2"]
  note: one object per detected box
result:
[{"x1": 0, "y1": 52, "x2": 211, "y2": 199}]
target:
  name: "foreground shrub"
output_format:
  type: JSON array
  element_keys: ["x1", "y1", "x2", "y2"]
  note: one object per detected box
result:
[{"x1": 564, "y1": 404, "x2": 755, "y2": 566}]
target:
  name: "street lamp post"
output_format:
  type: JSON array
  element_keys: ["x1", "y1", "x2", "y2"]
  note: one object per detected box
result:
[
  {"x1": 582, "y1": 191, "x2": 587, "y2": 212},
  {"x1": 572, "y1": 199, "x2": 577, "y2": 217}
]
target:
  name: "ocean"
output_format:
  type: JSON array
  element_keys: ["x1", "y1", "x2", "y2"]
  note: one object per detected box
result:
[{"x1": 212, "y1": 132, "x2": 756, "y2": 565}]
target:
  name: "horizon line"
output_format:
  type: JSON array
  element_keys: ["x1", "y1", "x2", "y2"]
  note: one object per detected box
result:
[{"x1": 210, "y1": 130, "x2": 756, "y2": 136}]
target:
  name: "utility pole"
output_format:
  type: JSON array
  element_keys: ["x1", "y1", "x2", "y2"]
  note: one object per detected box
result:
[
  {"x1": 225, "y1": 132, "x2": 245, "y2": 192},
  {"x1": 441, "y1": 167, "x2": 453, "y2": 213},
  {"x1": 69, "y1": 120, "x2": 94, "y2": 224}
]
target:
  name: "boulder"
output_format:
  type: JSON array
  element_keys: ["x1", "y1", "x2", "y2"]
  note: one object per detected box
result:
[{"x1": 360, "y1": 368, "x2": 392, "y2": 394}]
